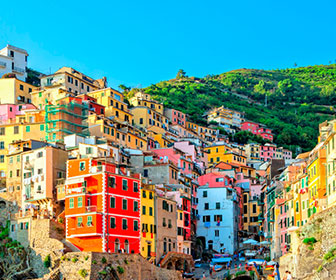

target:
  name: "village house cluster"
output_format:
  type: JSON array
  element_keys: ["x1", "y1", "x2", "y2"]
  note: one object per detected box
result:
[{"x1": 0, "y1": 44, "x2": 303, "y2": 267}]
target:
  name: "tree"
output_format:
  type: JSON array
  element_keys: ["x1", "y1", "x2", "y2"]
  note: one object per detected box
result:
[
  {"x1": 254, "y1": 80, "x2": 266, "y2": 94},
  {"x1": 119, "y1": 84, "x2": 131, "y2": 93},
  {"x1": 176, "y1": 69, "x2": 187, "y2": 79},
  {"x1": 278, "y1": 79, "x2": 293, "y2": 95},
  {"x1": 294, "y1": 62, "x2": 298, "y2": 67}
]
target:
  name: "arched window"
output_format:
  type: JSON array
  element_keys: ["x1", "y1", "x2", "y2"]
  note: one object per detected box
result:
[
  {"x1": 125, "y1": 239, "x2": 129, "y2": 254},
  {"x1": 168, "y1": 239, "x2": 172, "y2": 251},
  {"x1": 114, "y1": 239, "x2": 120, "y2": 253},
  {"x1": 163, "y1": 238, "x2": 167, "y2": 252}
]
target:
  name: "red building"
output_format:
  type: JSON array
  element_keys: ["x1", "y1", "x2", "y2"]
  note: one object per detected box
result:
[
  {"x1": 164, "y1": 108, "x2": 186, "y2": 127},
  {"x1": 77, "y1": 93, "x2": 105, "y2": 116},
  {"x1": 65, "y1": 158, "x2": 141, "y2": 253},
  {"x1": 241, "y1": 121, "x2": 273, "y2": 142}
]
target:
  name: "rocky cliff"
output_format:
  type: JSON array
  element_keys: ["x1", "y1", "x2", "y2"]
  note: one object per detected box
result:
[{"x1": 280, "y1": 205, "x2": 336, "y2": 280}]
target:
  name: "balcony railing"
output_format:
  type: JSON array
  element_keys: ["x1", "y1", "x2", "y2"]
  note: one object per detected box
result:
[
  {"x1": 85, "y1": 205, "x2": 97, "y2": 213},
  {"x1": 13, "y1": 66, "x2": 25, "y2": 74}
]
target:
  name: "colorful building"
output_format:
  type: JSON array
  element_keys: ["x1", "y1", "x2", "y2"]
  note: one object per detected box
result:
[
  {"x1": 164, "y1": 108, "x2": 186, "y2": 127},
  {"x1": 65, "y1": 158, "x2": 141, "y2": 253},
  {"x1": 140, "y1": 184, "x2": 156, "y2": 260},
  {"x1": 241, "y1": 121, "x2": 273, "y2": 142}
]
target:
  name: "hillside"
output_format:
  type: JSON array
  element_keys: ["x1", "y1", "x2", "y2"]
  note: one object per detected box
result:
[{"x1": 127, "y1": 65, "x2": 336, "y2": 152}]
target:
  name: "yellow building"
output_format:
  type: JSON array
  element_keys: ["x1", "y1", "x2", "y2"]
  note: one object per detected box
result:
[
  {"x1": 130, "y1": 106, "x2": 169, "y2": 131},
  {"x1": 141, "y1": 184, "x2": 156, "y2": 261},
  {"x1": 0, "y1": 110, "x2": 46, "y2": 177},
  {"x1": 88, "y1": 88, "x2": 133, "y2": 123},
  {"x1": 88, "y1": 114, "x2": 147, "y2": 151},
  {"x1": 222, "y1": 152, "x2": 247, "y2": 166},
  {"x1": 129, "y1": 92, "x2": 164, "y2": 115},
  {"x1": 0, "y1": 77, "x2": 35, "y2": 104},
  {"x1": 324, "y1": 120, "x2": 336, "y2": 208},
  {"x1": 31, "y1": 88, "x2": 69, "y2": 109},
  {"x1": 206, "y1": 143, "x2": 232, "y2": 166},
  {"x1": 307, "y1": 145, "x2": 326, "y2": 216}
]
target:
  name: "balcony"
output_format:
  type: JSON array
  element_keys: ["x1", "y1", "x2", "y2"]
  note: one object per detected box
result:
[
  {"x1": 0, "y1": 61, "x2": 6, "y2": 68},
  {"x1": 13, "y1": 66, "x2": 25, "y2": 74},
  {"x1": 85, "y1": 205, "x2": 97, "y2": 213}
]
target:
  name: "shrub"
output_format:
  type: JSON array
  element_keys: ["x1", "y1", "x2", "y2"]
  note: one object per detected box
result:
[
  {"x1": 78, "y1": 269, "x2": 88, "y2": 278},
  {"x1": 101, "y1": 256, "x2": 107, "y2": 264},
  {"x1": 117, "y1": 266, "x2": 124, "y2": 274},
  {"x1": 60, "y1": 256, "x2": 65, "y2": 261},
  {"x1": 71, "y1": 257, "x2": 78, "y2": 263},
  {"x1": 84, "y1": 255, "x2": 89, "y2": 261},
  {"x1": 124, "y1": 259, "x2": 129, "y2": 264},
  {"x1": 250, "y1": 270, "x2": 255, "y2": 277},
  {"x1": 92, "y1": 260, "x2": 97, "y2": 264},
  {"x1": 303, "y1": 237, "x2": 317, "y2": 245},
  {"x1": 317, "y1": 265, "x2": 323, "y2": 273},
  {"x1": 99, "y1": 270, "x2": 107, "y2": 275},
  {"x1": 58, "y1": 217, "x2": 64, "y2": 224},
  {"x1": 324, "y1": 252, "x2": 334, "y2": 261},
  {"x1": 44, "y1": 254, "x2": 51, "y2": 268},
  {"x1": 308, "y1": 245, "x2": 314, "y2": 251}
]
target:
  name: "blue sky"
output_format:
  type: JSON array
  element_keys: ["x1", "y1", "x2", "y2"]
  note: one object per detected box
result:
[{"x1": 1, "y1": 0, "x2": 335, "y2": 89}]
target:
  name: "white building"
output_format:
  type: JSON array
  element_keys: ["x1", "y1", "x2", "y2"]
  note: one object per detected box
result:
[
  {"x1": 196, "y1": 185, "x2": 239, "y2": 254},
  {"x1": 0, "y1": 45, "x2": 28, "y2": 81}
]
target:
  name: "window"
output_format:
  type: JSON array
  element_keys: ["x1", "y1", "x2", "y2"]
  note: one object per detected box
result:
[
  {"x1": 142, "y1": 205, "x2": 146, "y2": 215},
  {"x1": 0, "y1": 128, "x2": 5, "y2": 135},
  {"x1": 252, "y1": 204, "x2": 257, "y2": 214},
  {"x1": 110, "y1": 197, "x2": 115, "y2": 208},
  {"x1": 78, "y1": 197, "x2": 83, "y2": 208},
  {"x1": 108, "y1": 177, "x2": 116, "y2": 188},
  {"x1": 26, "y1": 126, "x2": 30, "y2": 132},
  {"x1": 142, "y1": 190, "x2": 147, "y2": 198},
  {"x1": 0, "y1": 155, "x2": 4, "y2": 163},
  {"x1": 204, "y1": 203, "x2": 209, "y2": 210},
  {"x1": 110, "y1": 217, "x2": 116, "y2": 228},
  {"x1": 122, "y1": 219, "x2": 128, "y2": 230},
  {"x1": 134, "y1": 220, "x2": 139, "y2": 231},
  {"x1": 77, "y1": 217, "x2": 83, "y2": 227},
  {"x1": 203, "y1": 191, "x2": 207, "y2": 197},
  {"x1": 214, "y1": 215, "x2": 223, "y2": 222},
  {"x1": 87, "y1": 216, "x2": 93, "y2": 226},
  {"x1": 20, "y1": 85, "x2": 24, "y2": 91},
  {"x1": 122, "y1": 179, "x2": 128, "y2": 190},
  {"x1": 149, "y1": 207, "x2": 153, "y2": 216},
  {"x1": 215, "y1": 230, "x2": 219, "y2": 237},
  {"x1": 133, "y1": 182, "x2": 139, "y2": 192},
  {"x1": 86, "y1": 147, "x2": 92, "y2": 154},
  {"x1": 37, "y1": 151, "x2": 43, "y2": 158},
  {"x1": 0, "y1": 142, "x2": 4, "y2": 150},
  {"x1": 216, "y1": 202, "x2": 220, "y2": 209},
  {"x1": 133, "y1": 201, "x2": 138, "y2": 211},
  {"x1": 202, "y1": 215, "x2": 210, "y2": 222},
  {"x1": 140, "y1": 118, "x2": 143, "y2": 124},
  {"x1": 122, "y1": 199, "x2": 127, "y2": 210},
  {"x1": 37, "y1": 168, "x2": 43, "y2": 174},
  {"x1": 40, "y1": 124, "x2": 44, "y2": 131},
  {"x1": 9, "y1": 157, "x2": 13, "y2": 164},
  {"x1": 14, "y1": 126, "x2": 19, "y2": 134},
  {"x1": 79, "y1": 161, "x2": 85, "y2": 171},
  {"x1": 69, "y1": 198, "x2": 74, "y2": 208}
]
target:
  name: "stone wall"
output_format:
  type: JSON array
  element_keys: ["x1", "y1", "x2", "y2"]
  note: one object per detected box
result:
[{"x1": 56, "y1": 252, "x2": 183, "y2": 280}]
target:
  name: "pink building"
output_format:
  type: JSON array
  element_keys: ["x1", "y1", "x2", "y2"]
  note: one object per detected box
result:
[
  {"x1": 164, "y1": 108, "x2": 186, "y2": 127},
  {"x1": 198, "y1": 172, "x2": 234, "y2": 188},
  {"x1": 151, "y1": 147, "x2": 194, "y2": 175},
  {"x1": 277, "y1": 199, "x2": 288, "y2": 256},
  {"x1": 283, "y1": 149, "x2": 292, "y2": 160},
  {"x1": 241, "y1": 121, "x2": 273, "y2": 142},
  {"x1": 0, "y1": 104, "x2": 37, "y2": 124},
  {"x1": 260, "y1": 144, "x2": 277, "y2": 161}
]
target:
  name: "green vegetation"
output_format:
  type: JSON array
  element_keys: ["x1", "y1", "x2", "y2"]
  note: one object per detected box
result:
[
  {"x1": 26, "y1": 68, "x2": 43, "y2": 87},
  {"x1": 78, "y1": 269, "x2": 88, "y2": 278},
  {"x1": 71, "y1": 257, "x2": 78, "y2": 263},
  {"x1": 98, "y1": 270, "x2": 107, "y2": 275},
  {"x1": 235, "y1": 270, "x2": 246, "y2": 276},
  {"x1": 92, "y1": 260, "x2": 97, "y2": 264},
  {"x1": 317, "y1": 265, "x2": 323, "y2": 273},
  {"x1": 250, "y1": 270, "x2": 255, "y2": 277},
  {"x1": 124, "y1": 259, "x2": 129, "y2": 264},
  {"x1": 101, "y1": 256, "x2": 107, "y2": 264},
  {"x1": 126, "y1": 65, "x2": 336, "y2": 152},
  {"x1": 44, "y1": 254, "x2": 51, "y2": 268},
  {"x1": 303, "y1": 237, "x2": 317, "y2": 245},
  {"x1": 117, "y1": 266, "x2": 124, "y2": 274},
  {"x1": 84, "y1": 255, "x2": 89, "y2": 261}
]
